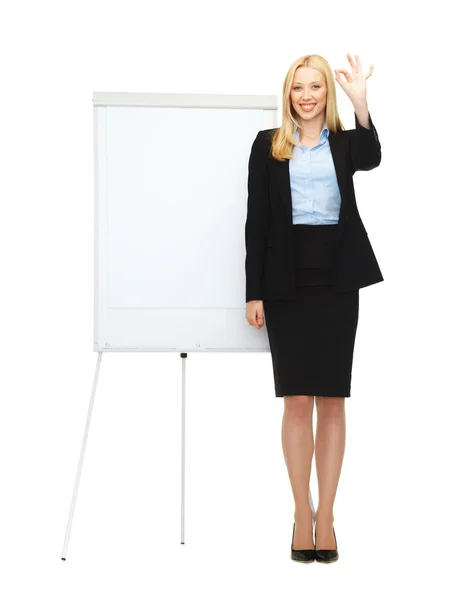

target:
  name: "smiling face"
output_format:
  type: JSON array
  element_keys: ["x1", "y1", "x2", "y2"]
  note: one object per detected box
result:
[{"x1": 290, "y1": 66, "x2": 327, "y2": 128}]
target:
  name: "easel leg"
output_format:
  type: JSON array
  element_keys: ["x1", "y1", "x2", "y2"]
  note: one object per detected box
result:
[
  {"x1": 180, "y1": 353, "x2": 187, "y2": 544},
  {"x1": 61, "y1": 352, "x2": 103, "y2": 560},
  {"x1": 309, "y1": 487, "x2": 316, "y2": 523}
]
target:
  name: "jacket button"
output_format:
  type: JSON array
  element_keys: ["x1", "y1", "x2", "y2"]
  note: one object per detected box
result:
[{"x1": 345, "y1": 215, "x2": 349, "y2": 221}]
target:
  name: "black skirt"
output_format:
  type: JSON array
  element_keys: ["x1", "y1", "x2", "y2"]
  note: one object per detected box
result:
[{"x1": 263, "y1": 224, "x2": 359, "y2": 398}]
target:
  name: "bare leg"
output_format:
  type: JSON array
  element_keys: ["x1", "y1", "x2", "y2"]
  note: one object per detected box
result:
[
  {"x1": 314, "y1": 396, "x2": 346, "y2": 549},
  {"x1": 282, "y1": 395, "x2": 315, "y2": 550}
]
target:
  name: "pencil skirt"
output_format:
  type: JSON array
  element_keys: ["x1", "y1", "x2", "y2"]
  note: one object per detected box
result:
[{"x1": 263, "y1": 224, "x2": 359, "y2": 398}]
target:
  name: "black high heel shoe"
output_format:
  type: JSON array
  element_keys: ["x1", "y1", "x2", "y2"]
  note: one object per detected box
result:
[
  {"x1": 291, "y1": 522, "x2": 316, "y2": 563},
  {"x1": 314, "y1": 524, "x2": 339, "y2": 563}
]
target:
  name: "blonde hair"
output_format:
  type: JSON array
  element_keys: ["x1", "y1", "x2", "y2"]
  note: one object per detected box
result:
[{"x1": 271, "y1": 54, "x2": 345, "y2": 162}]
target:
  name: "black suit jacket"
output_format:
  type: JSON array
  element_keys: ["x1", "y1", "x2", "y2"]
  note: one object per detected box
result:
[{"x1": 245, "y1": 112, "x2": 384, "y2": 302}]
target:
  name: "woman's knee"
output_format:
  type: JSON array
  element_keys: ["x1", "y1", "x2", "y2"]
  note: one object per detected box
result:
[
  {"x1": 284, "y1": 395, "x2": 315, "y2": 417},
  {"x1": 315, "y1": 396, "x2": 345, "y2": 416}
]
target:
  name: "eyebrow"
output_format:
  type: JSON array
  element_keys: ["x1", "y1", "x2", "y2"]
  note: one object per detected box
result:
[{"x1": 293, "y1": 81, "x2": 322, "y2": 85}]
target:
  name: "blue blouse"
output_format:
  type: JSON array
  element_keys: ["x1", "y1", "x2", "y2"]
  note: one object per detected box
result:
[{"x1": 290, "y1": 121, "x2": 341, "y2": 225}]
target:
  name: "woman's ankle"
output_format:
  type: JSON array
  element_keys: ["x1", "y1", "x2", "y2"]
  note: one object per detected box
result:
[
  {"x1": 315, "y1": 508, "x2": 334, "y2": 521},
  {"x1": 294, "y1": 506, "x2": 314, "y2": 522}
]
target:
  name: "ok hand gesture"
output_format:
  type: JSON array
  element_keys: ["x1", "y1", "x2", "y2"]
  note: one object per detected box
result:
[{"x1": 335, "y1": 53, "x2": 374, "y2": 106}]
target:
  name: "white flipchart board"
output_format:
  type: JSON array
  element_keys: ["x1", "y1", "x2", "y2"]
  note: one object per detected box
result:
[{"x1": 93, "y1": 92, "x2": 277, "y2": 352}]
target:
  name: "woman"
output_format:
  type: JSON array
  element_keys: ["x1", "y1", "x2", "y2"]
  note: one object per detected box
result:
[{"x1": 244, "y1": 53, "x2": 383, "y2": 564}]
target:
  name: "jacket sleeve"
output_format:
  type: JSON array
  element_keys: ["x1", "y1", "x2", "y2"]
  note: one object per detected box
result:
[
  {"x1": 349, "y1": 111, "x2": 381, "y2": 173},
  {"x1": 245, "y1": 130, "x2": 270, "y2": 303}
]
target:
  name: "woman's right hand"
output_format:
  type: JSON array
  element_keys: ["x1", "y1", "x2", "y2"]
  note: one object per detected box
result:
[{"x1": 246, "y1": 300, "x2": 265, "y2": 330}]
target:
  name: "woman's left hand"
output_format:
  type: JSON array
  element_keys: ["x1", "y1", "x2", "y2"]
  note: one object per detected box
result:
[{"x1": 335, "y1": 53, "x2": 374, "y2": 105}]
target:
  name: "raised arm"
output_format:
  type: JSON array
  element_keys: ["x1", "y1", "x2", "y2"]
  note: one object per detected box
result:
[{"x1": 349, "y1": 110, "x2": 382, "y2": 173}]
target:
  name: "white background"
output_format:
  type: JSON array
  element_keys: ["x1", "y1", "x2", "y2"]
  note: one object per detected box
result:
[{"x1": 1, "y1": 0, "x2": 457, "y2": 598}]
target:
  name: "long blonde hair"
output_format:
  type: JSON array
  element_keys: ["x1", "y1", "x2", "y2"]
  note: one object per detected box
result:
[{"x1": 271, "y1": 54, "x2": 345, "y2": 162}]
